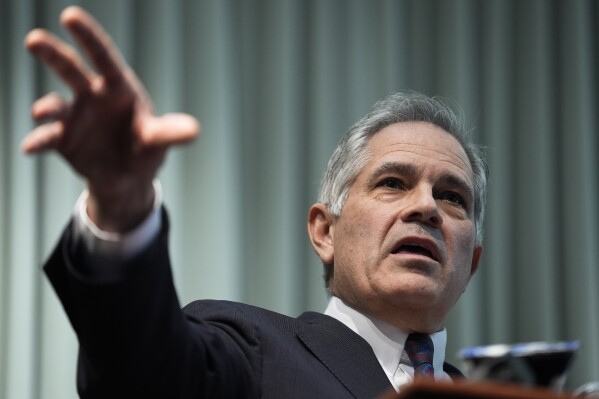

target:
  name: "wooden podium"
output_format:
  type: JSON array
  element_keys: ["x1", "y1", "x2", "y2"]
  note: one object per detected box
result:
[{"x1": 380, "y1": 380, "x2": 572, "y2": 399}]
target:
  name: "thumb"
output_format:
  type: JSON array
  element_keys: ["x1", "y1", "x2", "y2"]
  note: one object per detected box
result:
[{"x1": 139, "y1": 113, "x2": 201, "y2": 147}]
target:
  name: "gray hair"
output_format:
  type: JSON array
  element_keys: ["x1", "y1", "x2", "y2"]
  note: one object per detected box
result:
[{"x1": 318, "y1": 91, "x2": 488, "y2": 284}]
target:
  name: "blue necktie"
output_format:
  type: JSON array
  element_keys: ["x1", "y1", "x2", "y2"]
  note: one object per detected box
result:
[{"x1": 405, "y1": 333, "x2": 435, "y2": 380}]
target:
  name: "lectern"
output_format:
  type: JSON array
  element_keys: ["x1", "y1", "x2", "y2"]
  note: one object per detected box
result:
[{"x1": 380, "y1": 381, "x2": 572, "y2": 399}]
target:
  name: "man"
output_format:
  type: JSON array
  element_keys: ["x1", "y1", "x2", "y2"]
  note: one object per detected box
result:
[{"x1": 23, "y1": 6, "x2": 486, "y2": 398}]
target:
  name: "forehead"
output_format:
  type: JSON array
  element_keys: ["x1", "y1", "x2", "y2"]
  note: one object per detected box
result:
[{"x1": 362, "y1": 121, "x2": 474, "y2": 182}]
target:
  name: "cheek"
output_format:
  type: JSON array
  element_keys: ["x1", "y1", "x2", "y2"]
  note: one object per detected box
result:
[
  {"x1": 333, "y1": 224, "x2": 367, "y2": 276},
  {"x1": 447, "y1": 230, "x2": 477, "y2": 283},
  {"x1": 340, "y1": 220, "x2": 384, "y2": 266},
  {"x1": 336, "y1": 206, "x2": 376, "y2": 251},
  {"x1": 332, "y1": 215, "x2": 382, "y2": 283}
]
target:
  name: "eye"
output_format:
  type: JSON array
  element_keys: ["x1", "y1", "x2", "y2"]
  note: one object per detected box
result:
[
  {"x1": 378, "y1": 177, "x2": 405, "y2": 190},
  {"x1": 440, "y1": 191, "x2": 466, "y2": 208}
]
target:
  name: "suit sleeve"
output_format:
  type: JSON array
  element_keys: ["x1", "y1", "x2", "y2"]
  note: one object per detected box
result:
[{"x1": 44, "y1": 208, "x2": 260, "y2": 398}]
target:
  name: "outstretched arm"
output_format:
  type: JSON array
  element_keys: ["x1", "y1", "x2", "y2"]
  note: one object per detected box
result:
[
  {"x1": 23, "y1": 6, "x2": 199, "y2": 233},
  {"x1": 23, "y1": 8, "x2": 261, "y2": 398}
]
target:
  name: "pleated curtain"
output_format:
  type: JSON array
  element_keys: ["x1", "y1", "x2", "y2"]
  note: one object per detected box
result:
[{"x1": 0, "y1": 1, "x2": 597, "y2": 397}]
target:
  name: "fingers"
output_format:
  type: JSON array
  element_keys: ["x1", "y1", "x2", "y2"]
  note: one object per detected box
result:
[
  {"x1": 138, "y1": 113, "x2": 201, "y2": 147},
  {"x1": 60, "y1": 6, "x2": 129, "y2": 87},
  {"x1": 25, "y1": 6, "x2": 134, "y2": 92},
  {"x1": 21, "y1": 121, "x2": 64, "y2": 154},
  {"x1": 24, "y1": 29, "x2": 93, "y2": 94},
  {"x1": 31, "y1": 92, "x2": 68, "y2": 122}
]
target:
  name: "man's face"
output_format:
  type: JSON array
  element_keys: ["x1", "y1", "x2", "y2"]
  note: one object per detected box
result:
[{"x1": 319, "y1": 122, "x2": 482, "y2": 332}]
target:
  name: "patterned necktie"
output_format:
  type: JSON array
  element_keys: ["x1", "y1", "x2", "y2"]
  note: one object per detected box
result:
[{"x1": 404, "y1": 333, "x2": 435, "y2": 380}]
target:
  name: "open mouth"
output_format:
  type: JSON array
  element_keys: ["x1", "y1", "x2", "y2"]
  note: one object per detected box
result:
[
  {"x1": 391, "y1": 240, "x2": 439, "y2": 262},
  {"x1": 393, "y1": 244, "x2": 433, "y2": 258}
]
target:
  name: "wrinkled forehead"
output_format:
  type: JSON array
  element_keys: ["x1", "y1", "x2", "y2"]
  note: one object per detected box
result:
[{"x1": 362, "y1": 122, "x2": 474, "y2": 179}]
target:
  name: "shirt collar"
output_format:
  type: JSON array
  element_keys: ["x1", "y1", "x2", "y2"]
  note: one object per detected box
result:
[{"x1": 324, "y1": 296, "x2": 449, "y2": 384}]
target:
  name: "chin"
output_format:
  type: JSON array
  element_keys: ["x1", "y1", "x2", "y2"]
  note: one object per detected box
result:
[
  {"x1": 384, "y1": 272, "x2": 440, "y2": 292},
  {"x1": 380, "y1": 281, "x2": 443, "y2": 308}
]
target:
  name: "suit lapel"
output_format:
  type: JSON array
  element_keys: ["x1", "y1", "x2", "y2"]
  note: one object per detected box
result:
[{"x1": 297, "y1": 312, "x2": 393, "y2": 398}]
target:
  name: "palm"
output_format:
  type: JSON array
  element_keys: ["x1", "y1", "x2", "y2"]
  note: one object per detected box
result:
[
  {"x1": 23, "y1": 6, "x2": 199, "y2": 230},
  {"x1": 59, "y1": 76, "x2": 160, "y2": 185}
]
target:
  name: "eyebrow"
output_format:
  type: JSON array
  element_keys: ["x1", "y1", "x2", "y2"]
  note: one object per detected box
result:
[
  {"x1": 368, "y1": 161, "x2": 474, "y2": 201},
  {"x1": 368, "y1": 162, "x2": 419, "y2": 186}
]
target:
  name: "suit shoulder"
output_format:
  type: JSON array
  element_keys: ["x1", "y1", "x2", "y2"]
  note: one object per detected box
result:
[{"x1": 182, "y1": 299, "x2": 302, "y2": 333}]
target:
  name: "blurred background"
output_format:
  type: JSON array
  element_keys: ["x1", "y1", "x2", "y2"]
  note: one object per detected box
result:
[{"x1": 0, "y1": 0, "x2": 597, "y2": 397}]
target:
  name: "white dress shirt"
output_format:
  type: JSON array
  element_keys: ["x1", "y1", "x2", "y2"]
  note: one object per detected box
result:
[
  {"x1": 324, "y1": 296, "x2": 451, "y2": 391},
  {"x1": 72, "y1": 180, "x2": 163, "y2": 258}
]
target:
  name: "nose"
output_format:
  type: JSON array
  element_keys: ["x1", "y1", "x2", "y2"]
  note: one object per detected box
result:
[{"x1": 399, "y1": 185, "x2": 443, "y2": 228}]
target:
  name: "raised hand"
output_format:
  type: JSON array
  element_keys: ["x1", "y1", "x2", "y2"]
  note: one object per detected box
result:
[{"x1": 23, "y1": 6, "x2": 200, "y2": 232}]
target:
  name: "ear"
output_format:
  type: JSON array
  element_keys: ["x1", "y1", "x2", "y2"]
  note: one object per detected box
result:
[
  {"x1": 307, "y1": 203, "x2": 335, "y2": 265},
  {"x1": 469, "y1": 245, "x2": 483, "y2": 278}
]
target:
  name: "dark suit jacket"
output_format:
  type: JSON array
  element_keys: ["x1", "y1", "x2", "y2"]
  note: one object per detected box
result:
[{"x1": 45, "y1": 212, "x2": 462, "y2": 398}]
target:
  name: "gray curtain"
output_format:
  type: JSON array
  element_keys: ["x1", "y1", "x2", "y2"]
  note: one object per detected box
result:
[{"x1": 1, "y1": 0, "x2": 597, "y2": 397}]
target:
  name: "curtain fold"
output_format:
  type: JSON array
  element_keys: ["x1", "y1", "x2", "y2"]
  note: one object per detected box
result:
[{"x1": 1, "y1": 1, "x2": 597, "y2": 397}]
